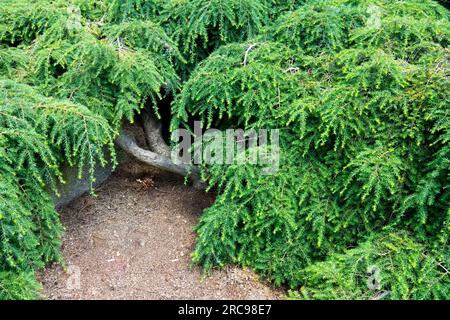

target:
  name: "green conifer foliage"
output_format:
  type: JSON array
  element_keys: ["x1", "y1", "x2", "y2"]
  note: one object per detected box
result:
[
  {"x1": 160, "y1": 0, "x2": 269, "y2": 72},
  {"x1": 0, "y1": 80, "x2": 119, "y2": 290},
  {"x1": 106, "y1": 0, "x2": 164, "y2": 22},
  {"x1": 294, "y1": 232, "x2": 450, "y2": 300},
  {"x1": 0, "y1": 271, "x2": 42, "y2": 300},
  {"x1": 174, "y1": 0, "x2": 450, "y2": 297},
  {"x1": 0, "y1": 0, "x2": 448, "y2": 299},
  {"x1": 0, "y1": 0, "x2": 179, "y2": 297},
  {"x1": 266, "y1": 0, "x2": 305, "y2": 15}
]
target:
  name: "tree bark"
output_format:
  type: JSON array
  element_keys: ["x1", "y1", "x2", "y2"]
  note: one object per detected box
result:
[
  {"x1": 141, "y1": 112, "x2": 171, "y2": 158},
  {"x1": 116, "y1": 130, "x2": 204, "y2": 188}
]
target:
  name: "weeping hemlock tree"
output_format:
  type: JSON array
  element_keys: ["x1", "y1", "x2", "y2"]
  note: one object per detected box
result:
[{"x1": 0, "y1": 0, "x2": 448, "y2": 299}]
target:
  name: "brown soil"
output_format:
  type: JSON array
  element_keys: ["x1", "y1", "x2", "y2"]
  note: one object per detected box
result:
[{"x1": 38, "y1": 170, "x2": 283, "y2": 300}]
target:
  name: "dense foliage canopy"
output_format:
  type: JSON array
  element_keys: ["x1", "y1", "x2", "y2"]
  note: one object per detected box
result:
[{"x1": 0, "y1": 0, "x2": 448, "y2": 299}]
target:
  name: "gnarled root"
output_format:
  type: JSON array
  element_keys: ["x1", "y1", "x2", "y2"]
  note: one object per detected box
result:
[
  {"x1": 116, "y1": 129, "x2": 205, "y2": 189},
  {"x1": 141, "y1": 112, "x2": 172, "y2": 158}
]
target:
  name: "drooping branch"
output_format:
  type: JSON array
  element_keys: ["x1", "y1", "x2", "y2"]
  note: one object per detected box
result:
[
  {"x1": 141, "y1": 112, "x2": 172, "y2": 158},
  {"x1": 116, "y1": 130, "x2": 204, "y2": 188}
]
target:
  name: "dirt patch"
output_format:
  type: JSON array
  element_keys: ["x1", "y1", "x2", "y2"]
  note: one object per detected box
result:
[{"x1": 38, "y1": 171, "x2": 283, "y2": 300}]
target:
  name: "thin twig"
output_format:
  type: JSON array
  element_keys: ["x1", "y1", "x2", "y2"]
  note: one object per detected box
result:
[
  {"x1": 243, "y1": 43, "x2": 260, "y2": 66},
  {"x1": 285, "y1": 67, "x2": 300, "y2": 73},
  {"x1": 437, "y1": 262, "x2": 450, "y2": 275}
]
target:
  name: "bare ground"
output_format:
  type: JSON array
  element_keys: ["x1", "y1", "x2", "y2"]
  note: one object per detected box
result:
[{"x1": 38, "y1": 171, "x2": 283, "y2": 300}]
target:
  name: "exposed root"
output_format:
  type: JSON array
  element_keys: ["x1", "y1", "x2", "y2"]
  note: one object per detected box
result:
[
  {"x1": 141, "y1": 112, "x2": 172, "y2": 158},
  {"x1": 116, "y1": 129, "x2": 204, "y2": 189}
]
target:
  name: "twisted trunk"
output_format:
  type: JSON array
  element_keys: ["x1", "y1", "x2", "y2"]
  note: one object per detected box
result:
[{"x1": 117, "y1": 117, "x2": 205, "y2": 189}]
